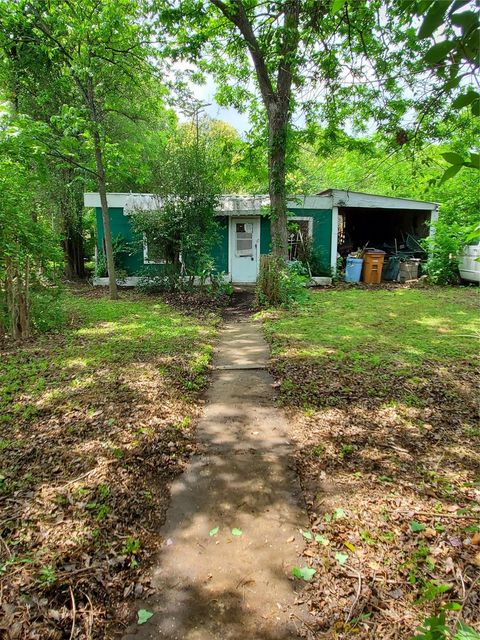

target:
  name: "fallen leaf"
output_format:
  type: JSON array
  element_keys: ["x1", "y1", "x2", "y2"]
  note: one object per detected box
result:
[
  {"x1": 471, "y1": 532, "x2": 480, "y2": 546},
  {"x1": 292, "y1": 566, "x2": 316, "y2": 581},
  {"x1": 424, "y1": 527, "x2": 437, "y2": 539},
  {"x1": 137, "y1": 609, "x2": 154, "y2": 625}
]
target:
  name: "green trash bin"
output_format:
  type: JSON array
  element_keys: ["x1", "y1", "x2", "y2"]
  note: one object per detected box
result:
[{"x1": 382, "y1": 256, "x2": 401, "y2": 281}]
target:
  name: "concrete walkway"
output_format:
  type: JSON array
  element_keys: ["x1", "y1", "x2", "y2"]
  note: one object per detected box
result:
[{"x1": 124, "y1": 318, "x2": 310, "y2": 640}]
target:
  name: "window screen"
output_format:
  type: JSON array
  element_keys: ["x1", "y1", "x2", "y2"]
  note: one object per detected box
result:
[{"x1": 236, "y1": 222, "x2": 253, "y2": 256}]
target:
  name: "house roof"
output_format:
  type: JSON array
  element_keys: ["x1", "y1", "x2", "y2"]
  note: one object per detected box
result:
[
  {"x1": 83, "y1": 192, "x2": 331, "y2": 213},
  {"x1": 84, "y1": 190, "x2": 438, "y2": 213}
]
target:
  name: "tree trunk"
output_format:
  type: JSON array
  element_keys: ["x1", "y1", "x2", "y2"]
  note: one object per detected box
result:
[
  {"x1": 93, "y1": 132, "x2": 118, "y2": 299},
  {"x1": 86, "y1": 78, "x2": 118, "y2": 299},
  {"x1": 60, "y1": 171, "x2": 86, "y2": 280},
  {"x1": 268, "y1": 101, "x2": 289, "y2": 259},
  {"x1": 63, "y1": 227, "x2": 86, "y2": 280}
]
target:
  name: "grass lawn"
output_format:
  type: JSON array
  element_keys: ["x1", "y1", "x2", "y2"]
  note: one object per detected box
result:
[
  {"x1": 0, "y1": 288, "x2": 219, "y2": 638},
  {"x1": 264, "y1": 285, "x2": 480, "y2": 639}
]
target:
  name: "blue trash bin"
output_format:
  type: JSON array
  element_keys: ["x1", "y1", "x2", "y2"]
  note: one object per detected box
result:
[{"x1": 345, "y1": 256, "x2": 363, "y2": 283}]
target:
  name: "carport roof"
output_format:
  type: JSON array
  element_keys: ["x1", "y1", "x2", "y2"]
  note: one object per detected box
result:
[{"x1": 317, "y1": 188, "x2": 438, "y2": 211}]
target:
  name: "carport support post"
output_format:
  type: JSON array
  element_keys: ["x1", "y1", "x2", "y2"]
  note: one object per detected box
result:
[
  {"x1": 429, "y1": 206, "x2": 439, "y2": 237},
  {"x1": 331, "y1": 206, "x2": 339, "y2": 275}
]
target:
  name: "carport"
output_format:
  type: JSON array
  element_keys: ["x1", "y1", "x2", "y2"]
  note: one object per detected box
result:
[{"x1": 318, "y1": 189, "x2": 439, "y2": 263}]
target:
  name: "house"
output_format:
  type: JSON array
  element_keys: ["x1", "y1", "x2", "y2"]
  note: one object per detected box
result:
[{"x1": 84, "y1": 190, "x2": 438, "y2": 286}]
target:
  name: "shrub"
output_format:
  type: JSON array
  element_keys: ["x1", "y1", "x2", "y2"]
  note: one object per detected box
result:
[
  {"x1": 29, "y1": 288, "x2": 65, "y2": 333},
  {"x1": 422, "y1": 221, "x2": 471, "y2": 285},
  {"x1": 255, "y1": 255, "x2": 309, "y2": 307}
]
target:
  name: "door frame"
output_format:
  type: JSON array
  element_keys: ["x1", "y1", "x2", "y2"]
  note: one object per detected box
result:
[{"x1": 229, "y1": 216, "x2": 261, "y2": 284}]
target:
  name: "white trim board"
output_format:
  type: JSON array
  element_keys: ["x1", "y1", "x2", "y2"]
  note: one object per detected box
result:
[
  {"x1": 318, "y1": 189, "x2": 438, "y2": 211},
  {"x1": 330, "y1": 206, "x2": 339, "y2": 273}
]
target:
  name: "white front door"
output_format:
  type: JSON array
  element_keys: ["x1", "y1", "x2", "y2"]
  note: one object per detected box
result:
[{"x1": 230, "y1": 217, "x2": 260, "y2": 283}]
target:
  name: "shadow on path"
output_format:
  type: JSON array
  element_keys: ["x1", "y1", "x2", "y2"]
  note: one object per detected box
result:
[{"x1": 123, "y1": 312, "x2": 311, "y2": 639}]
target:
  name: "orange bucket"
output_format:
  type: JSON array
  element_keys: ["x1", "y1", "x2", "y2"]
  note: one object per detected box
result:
[{"x1": 362, "y1": 251, "x2": 386, "y2": 284}]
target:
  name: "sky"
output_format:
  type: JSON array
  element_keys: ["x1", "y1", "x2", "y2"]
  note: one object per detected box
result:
[{"x1": 176, "y1": 73, "x2": 251, "y2": 135}]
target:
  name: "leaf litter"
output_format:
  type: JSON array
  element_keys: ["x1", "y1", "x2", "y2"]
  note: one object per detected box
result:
[
  {"x1": 0, "y1": 287, "x2": 219, "y2": 639},
  {"x1": 267, "y1": 285, "x2": 480, "y2": 639}
]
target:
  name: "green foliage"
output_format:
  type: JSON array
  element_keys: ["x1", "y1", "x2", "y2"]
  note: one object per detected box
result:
[
  {"x1": 94, "y1": 235, "x2": 131, "y2": 282},
  {"x1": 291, "y1": 566, "x2": 316, "y2": 581},
  {"x1": 131, "y1": 128, "x2": 221, "y2": 286},
  {"x1": 137, "y1": 609, "x2": 154, "y2": 625},
  {"x1": 413, "y1": 609, "x2": 480, "y2": 640},
  {"x1": 422, "y1": 222, "x2": 468, "y2": 285},
  {"x1": 38, "y1": 566, "x2": 56, "y2": 586},
  {"x1": 256, "y1": 256, "x2": 309, "y2": 308},
  {"x1": 0, "y1": 115, "x2": 63, "y2": 338}
]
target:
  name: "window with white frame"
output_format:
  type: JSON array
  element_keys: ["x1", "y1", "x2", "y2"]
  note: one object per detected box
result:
[
  {"x1": 143, "y1": 233, "x2": 166, "y2": 264},
  {"x1": 288, "y1": 217, "x2": 313, "y2": 261}
]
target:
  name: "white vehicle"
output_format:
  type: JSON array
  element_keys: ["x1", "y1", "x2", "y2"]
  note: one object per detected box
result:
[{"x1": 459, "y1": 241, "x2": 480, "y2": 283}]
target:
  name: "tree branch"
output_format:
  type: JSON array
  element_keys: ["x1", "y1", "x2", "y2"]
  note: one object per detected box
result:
[
  {"x1": 277, "y1": 0, "x2": 300, "y2": 101},
  {"x1": 210, "y1": 0, "x2": 275, "y2": 108}
]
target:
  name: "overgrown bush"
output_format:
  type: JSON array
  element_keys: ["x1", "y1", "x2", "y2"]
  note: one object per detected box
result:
[
  {"x1": 0, "y1": 154, "x2": 63, "y2": 339},
  {"x1": 255, "y1": 255, "x2": 309, "y2": 307},
  {"x1": 130, "y1": 128, "x2": 220, "y2": 284},
  {"x1": 422, "y1": 221, "x2": 469, "y2": 285},
  {"x1": 137, "y1": 266, "x2": 232, "y2": 302},
  {"x1": 294, "y1": 233, "x2": 329, "y2": 277}
]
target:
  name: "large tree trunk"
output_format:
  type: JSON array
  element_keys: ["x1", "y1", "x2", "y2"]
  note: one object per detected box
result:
[
  {"x1": 63, "y1": 231, "x2": 85, "y2": 280},
  {"x1": 93, "y1": 132, "x2": 118, "y2": 299},
  {"x1": 268, "y1": 101, "x2": 290, "y2": 259}
]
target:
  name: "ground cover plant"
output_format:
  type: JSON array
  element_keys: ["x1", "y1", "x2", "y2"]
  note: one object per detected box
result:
[
  {"x1": 0, "y1": 287, "x2": 218, "y2": 638},
  {"x1": 264, "y1": 285, "x2": 480, "y2": 639}
]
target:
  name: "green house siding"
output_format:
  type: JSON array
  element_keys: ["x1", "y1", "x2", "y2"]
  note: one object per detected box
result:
[
  {"x1": 257, "y1": 209, "x2": 332, "y2": 275},
  {"x1": 210, "y1": 216, "x2": 229, "y2": 273},
  {"x1": 290, "y1": 208, "x2": 332, "y2": 276},
  {"x1": 96, "y1": 206, "x2": 333, "y2": 278},
  {"x1": 96, "y1": 207, "x2": 164, "y2": 276}
]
